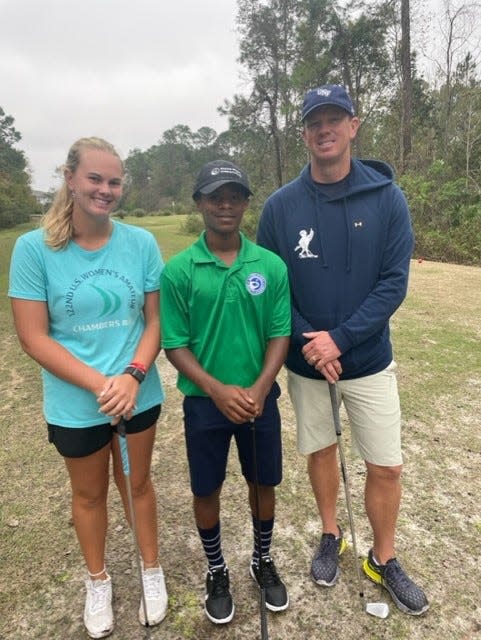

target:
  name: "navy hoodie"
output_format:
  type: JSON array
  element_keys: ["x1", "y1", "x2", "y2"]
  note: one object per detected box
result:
[{"x1": 257, "y1": 159, "x2": 414, "y2": 380}]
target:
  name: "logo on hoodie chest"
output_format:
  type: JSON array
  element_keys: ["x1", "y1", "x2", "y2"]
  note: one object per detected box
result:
[{"x1": 294, "y1": 228, "x2": 318, "y2": 259}]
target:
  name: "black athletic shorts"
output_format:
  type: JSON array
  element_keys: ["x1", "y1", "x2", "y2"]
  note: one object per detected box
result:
[
  {"x1": 47, "y1": 405, "x2": 161, "y2": 458},
  {"x1": 183, "y1": 383, "x2": 282, "y2": 497}
]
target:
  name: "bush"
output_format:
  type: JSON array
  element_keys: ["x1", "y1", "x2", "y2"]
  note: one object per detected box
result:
[
  {"x1": 400, "y1": 167, "x2": 470, "y2": 230},
  {"x1": 401, "y1": 165, "x2": 481, "y2": 265},
  {"x1": 413, "y1": 212, "x2": 481, "y2": 265},
  {"x1": 180, "y1": 213, "x2": 204, "y2": 235},
  {"x1": 132, "y1": 208, "x2": 146, "y2": 218},
  {"x1": 178, "y1": 207, "x2": 262, "y2": 240},
  {"x1": 240, "y1": 209, "x2": 260, "y2": 240}
]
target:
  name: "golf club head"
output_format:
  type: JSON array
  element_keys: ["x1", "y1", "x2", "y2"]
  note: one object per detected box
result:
[{"x1": 366, "y1": 602, "x2": 389, "y2": 618}]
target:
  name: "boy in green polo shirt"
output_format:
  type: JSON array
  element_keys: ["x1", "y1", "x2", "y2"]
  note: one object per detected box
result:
[{"x1": 160, "y1": 160, "x2": 291, "y2": 625}]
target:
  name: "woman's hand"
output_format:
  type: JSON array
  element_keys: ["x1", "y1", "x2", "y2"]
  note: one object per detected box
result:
[{"x1": 97, "y1": 374, "x2": 139, "y2": 424}]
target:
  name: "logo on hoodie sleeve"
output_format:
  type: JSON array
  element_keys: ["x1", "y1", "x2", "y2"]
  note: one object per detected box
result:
[{"x1": 294, "y1": 228, "x2": 318, "y2": 259}]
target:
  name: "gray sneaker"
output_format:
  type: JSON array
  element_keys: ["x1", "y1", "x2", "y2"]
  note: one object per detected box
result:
[
  {"x1": 363, "y1": 549, "x2": 429, "y2": 615},
  {"x1": 311, "y1": 528, "x2": 348, "y2": 586}
]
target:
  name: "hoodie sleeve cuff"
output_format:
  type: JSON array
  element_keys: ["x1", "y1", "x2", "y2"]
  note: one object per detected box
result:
[{"x1": 328, "y1": 328, "x2": 352, "y2": 354}]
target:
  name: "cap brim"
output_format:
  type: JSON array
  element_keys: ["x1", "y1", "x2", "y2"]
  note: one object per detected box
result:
[
  {"x1": 195, "y1": 179, "x2": 253, "y2": 197},
  {"x1": 302, "y1": 102, "x2": 353, "y2": 120}
]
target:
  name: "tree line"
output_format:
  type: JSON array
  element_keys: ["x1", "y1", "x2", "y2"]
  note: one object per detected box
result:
[
  {"x1": 0, "y1": 107, "x2": 39, "y2": 228},
  {"x1": 2, "y1": 0, "x2": 480, "y2": 264}
]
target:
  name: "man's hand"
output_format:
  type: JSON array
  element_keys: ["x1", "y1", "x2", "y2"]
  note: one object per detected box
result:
[
  {"x1": 302, "y1": 330, "x2": 342, "y2": 382},
  {"x1": 316, "y1": 360, "x2": 342, "y2": 384}
]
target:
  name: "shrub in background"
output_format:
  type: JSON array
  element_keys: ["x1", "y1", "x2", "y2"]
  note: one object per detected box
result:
[{"x1": 180, "y1": 213, "x2": 204, "y2": 235}]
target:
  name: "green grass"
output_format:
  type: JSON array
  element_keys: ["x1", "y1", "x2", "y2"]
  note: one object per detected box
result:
[{"x1": 120, "y1": 214, "x2": 195, "y2": 259}]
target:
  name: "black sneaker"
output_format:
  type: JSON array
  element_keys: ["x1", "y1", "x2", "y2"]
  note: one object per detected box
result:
[
  {"x1": 363, "y1": 549, "x2": 429, "y2": 615},
  {"x1": 204, "y1": 566, "x2": 235, "y2": 624},
  {"x1": 250, "y1": 557, "x2": 289, "y2": 612},
  {"x1": 311, "y1": 528, "x2": 348, "y2": 586}
]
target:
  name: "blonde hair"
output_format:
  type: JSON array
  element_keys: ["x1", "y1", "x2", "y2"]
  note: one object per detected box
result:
[{"x1": 42, "y1": 137, "x2": 123, "y2": 249}]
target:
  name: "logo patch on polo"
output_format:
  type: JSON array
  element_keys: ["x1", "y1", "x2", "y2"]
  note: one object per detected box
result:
[{"x1": 246, "y1": 273, "x2": 267, "y2": 295}]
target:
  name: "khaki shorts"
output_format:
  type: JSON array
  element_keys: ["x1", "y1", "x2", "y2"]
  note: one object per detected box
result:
[{"x1": 287, "y1": 361, "x2": 402, "y2": 466}]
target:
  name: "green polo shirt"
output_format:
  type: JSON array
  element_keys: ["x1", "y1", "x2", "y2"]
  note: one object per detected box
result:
[{"x1": 160, "y1": 232, "x2": 291, "y2": 396}]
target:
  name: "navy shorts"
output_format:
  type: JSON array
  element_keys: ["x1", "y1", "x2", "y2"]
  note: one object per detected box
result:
[
  {"x1": 47, "y1": 405, "x2": 161, "y2": 458},
  {"x1": 183, "y1": 383, "x2": 282, "y2": 497}
]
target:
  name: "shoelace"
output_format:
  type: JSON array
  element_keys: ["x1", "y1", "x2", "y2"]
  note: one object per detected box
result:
[
  {"x1": 318, "y1": 534, "x2": 338, "y2": 557},
  {"x1": 258, "y1": 558, "x2": 281, "y2": 587},
  {"x1": 87, "y1": 580, "x2": 110, "y2": 615},
  {"x1": 142, "y1": 569, "x2": 165, "y2": 599},
  {"x1": 209, "y1": 569, "x2": 229, "y2": 597}
]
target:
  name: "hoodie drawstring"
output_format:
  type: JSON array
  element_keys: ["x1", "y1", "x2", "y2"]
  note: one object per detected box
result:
[
  {"x1": 343, "y1": 196, "x2": 352, "y2": 273},
  {"x1": 314, "y1": 189, "x2": 328, "y2": 268}
]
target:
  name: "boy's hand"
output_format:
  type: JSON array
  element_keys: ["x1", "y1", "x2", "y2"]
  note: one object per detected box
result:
[{"x1": 211, "y1": 384, "x2": 259, "y2": 424}]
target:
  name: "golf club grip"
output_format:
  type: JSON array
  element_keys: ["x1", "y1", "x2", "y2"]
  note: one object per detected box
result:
[{"x1": 328, "y1": 383, "x2": 342, "y2": 436}]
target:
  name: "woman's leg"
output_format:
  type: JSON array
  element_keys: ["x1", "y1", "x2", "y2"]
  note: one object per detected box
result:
[
  {"x1": 111, "y1": 424, "x2": 158, "y2": 567},
  {"x1": 112, "y1": 423, "x2": 167, "y2": 626},
  {"x1": 64, "y1": 443, "x2": 111, "y2": 579}
]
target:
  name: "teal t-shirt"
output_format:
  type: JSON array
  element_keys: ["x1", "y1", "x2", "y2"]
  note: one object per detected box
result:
[
  {"x1": 8, "y1": 221, "x2": 165, "y2": 427},
  {"x1": 160, "y1": 232, "x2": 291, "y2": 396}
]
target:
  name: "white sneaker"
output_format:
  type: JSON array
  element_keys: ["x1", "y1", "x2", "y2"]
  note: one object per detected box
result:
[
  {"x1": 83, "y1": 575, "x2": 114, "y2": 638},
  {"x1": 138, "y1": 566, "x2": 168, "y2": 626}
]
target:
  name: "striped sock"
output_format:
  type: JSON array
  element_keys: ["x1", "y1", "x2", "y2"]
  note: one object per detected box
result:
[
  {"x1": 252, "y1": 516, "x2": 274, "y2": 566},
  {"x1": 197, "y1": 521, "x2": 225, "y2": 570}
]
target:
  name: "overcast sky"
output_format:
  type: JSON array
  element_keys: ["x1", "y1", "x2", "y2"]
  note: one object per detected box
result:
[
  {"x1": 1, "y1": 0, "x2": 241, "y2": 191},
  {"x1": 0, "y1": 0, "x2": 475, "y2": 192}
]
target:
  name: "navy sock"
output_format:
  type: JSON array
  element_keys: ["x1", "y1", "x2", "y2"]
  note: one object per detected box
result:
[
  {"x1": 197, "y1": 521, "x2": 225, "y2": 570},
  {"x1": 252, "y1": 516, "x2": 274, "y2": 566}
]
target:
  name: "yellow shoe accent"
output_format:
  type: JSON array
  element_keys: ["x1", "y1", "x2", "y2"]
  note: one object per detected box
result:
[
  {"x1": 339, "y1": 537, "x2": 348, "y2": 556},
  {"x1": 362, "y1": 557, "x2": 383, "y2": 585}
]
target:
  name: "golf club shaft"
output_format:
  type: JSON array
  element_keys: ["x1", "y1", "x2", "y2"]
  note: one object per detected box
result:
[
  {"x1": 250, "y1": 420, "x2": 269, "y2": 640},
  {"x1": 328, "y1": 383, "x2": 365, "y2": 603},
  {"x1": 117, "y1": 420, "x2": 151, "y2": 637}
]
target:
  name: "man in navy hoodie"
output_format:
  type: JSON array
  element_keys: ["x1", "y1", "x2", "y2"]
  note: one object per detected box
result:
[{"x1": 257, "y1": 85, "x2": 429, "y2": 616}]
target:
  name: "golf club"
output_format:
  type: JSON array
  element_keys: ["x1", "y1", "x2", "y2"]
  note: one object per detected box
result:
[
  {"x1": 250, "y1": 419, "x2": 269, "y2": 640},
  {"x1": 328, "y1": 383, "x2": 389, "y2": 619},
  {"x1": 117, "y1": 419, "x2": 152, "y2": 638}
]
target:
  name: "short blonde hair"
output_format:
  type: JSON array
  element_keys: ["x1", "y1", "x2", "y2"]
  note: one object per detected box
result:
[{"x1": 42, "y1": 137, "x2": 123, "y2": 249}]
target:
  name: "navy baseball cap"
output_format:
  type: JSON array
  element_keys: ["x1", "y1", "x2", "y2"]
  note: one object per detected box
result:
[
  {"x1": 193, "y1": 160, "x2": 253, "y2": 199},
  {"x1": 301, "y1": 85, "x2": 355, "y2": 120}
]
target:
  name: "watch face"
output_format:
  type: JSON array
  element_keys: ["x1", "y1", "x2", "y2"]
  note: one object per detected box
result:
[{"x1": 124, "y1": 366, "x2": 145, "y2": 383}]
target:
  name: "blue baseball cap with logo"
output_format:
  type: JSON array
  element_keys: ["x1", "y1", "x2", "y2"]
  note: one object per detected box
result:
[{"x1": 301, "y1": 85, "x2": 356, "y2": 121}]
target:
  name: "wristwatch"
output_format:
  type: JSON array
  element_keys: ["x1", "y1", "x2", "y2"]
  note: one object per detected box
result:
[{"x1": 123, "y1": 365, "x2": 145, "y2": 384}]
